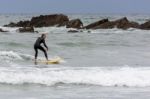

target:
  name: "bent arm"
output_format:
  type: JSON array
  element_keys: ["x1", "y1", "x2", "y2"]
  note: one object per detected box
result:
[{"x1": 43, "y1": 39, "x2": 48, "y2": 50}]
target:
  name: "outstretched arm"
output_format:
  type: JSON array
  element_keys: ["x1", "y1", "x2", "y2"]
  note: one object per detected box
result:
[{"x1": 43, "y1": 39, "x2": 48, "y2": 50}]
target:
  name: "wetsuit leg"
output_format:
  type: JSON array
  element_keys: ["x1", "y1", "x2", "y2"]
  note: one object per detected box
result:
[
  {"x1": 38, "y1": 46, "x2": 48, "y2": 60},
  {"x1": 34, "y1": 46, "x2": 38, "y2": 60}
]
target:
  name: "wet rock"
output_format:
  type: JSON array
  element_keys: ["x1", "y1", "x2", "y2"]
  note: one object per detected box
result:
[
  {"x1": 30, "y1": 14, "x2": 69, "y2": 27},
  {"x1": 18, "y1": 27, "x2": 34, "y2": 33},
  {"x1": 113, "y1": 17, "x2": 139, "y2": 29},
  {"x1": 0, "y1": 28, "x2": 8, "y2": 32},
  {"x1": 94, "y1": 17, "x2": 140, "y2": 30},
  {"x1": 84, "y1": 19, "x2": 109, "y2": 29},
  {"x1": 66, "y1": 19, "x2": 83, "y2": 29},
  {"x1": 4, "y1": 14, "x2": 69, "y2": 27},
  {"x1": 68, "y1": 30, "x2": 79, "y2": 33},
  {"x1": 140, "y1": 21, "x2": 150, "y2": 30},
  {"x1": 93, "y1": 21, "x2": 114, "y2": 29},
  {"x1": 4, "y1": 21, "x2": 30, "y2": 27},
  {"x1": 4, "y1": 22, "x2": 16, "y2": 27}
]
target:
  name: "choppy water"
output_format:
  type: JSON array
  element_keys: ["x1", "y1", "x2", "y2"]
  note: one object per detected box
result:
[{"x1": 1, "y1": 14, "x2": 150, "y2": 99}]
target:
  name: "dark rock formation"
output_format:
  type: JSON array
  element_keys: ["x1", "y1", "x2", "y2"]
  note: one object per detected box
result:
[
  {"x1": 0, "y1": 28, "x2": 8, "y2": 32},
  {"x1": 18, "y1": 27, "x2": 34, "y2": 33},
  {"x1": 4, "y1": 14, "x2": 69, "y2": 27},
  {"x1": 87, "y1": 17, "x2": 140, "y2": 30},
  {"x1": 68, "y1": 30, "x2": 79, "y2": 33},
  {"x1": 84, "y1": 19, "x2": 109, "y2": 29},
  {"x1": 4, "y1": 22, "x2": 16, "y2": 27},
  {"x1": 140, "y1": 21, "x2": 150, "y2": 30},
  {"x1": 30, "y1": 14, "x2": 69, "y2": 27},
  {"x1": 66, "y1": 19, "x2": 83, "y2": 29},
  {"x1": 4, "y1": 14, "x2": 150, "y2": 30},
  {"x1": 94, "y1": 21, "x2": 114, "y2": 29},
  {"x1": 4, "y1": 21, "x2": 30, "y2": 27},
  {"x1": 112, "y1": 17, "x2": 139, "y2": 29}
]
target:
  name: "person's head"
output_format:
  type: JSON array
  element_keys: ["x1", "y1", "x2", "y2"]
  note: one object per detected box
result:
[{"x1": 41, "y1": 34, "x2": 46, "y2": 39}]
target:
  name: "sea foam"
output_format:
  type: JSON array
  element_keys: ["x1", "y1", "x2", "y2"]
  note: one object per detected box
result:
[
  {"x1": 0, "y1": 67, "x2": 150, "y2": 87},
  {"x1": 0, "y1": 51, "x2": 23, "y2": 60}
]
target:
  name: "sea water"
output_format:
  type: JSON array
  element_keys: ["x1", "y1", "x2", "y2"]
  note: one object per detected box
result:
[{"x1": 0, "y1": 14, "x2": 150, "y2": 99}]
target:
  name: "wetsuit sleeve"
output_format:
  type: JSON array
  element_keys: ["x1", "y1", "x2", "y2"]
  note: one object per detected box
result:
[{"x1": 43, "y1": 39, "x2": 48, "y2": 49}]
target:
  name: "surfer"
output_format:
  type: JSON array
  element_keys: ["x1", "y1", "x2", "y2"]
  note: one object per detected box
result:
[{"x1": 34, "y1": 34, "x2": 48, "y2": 61}]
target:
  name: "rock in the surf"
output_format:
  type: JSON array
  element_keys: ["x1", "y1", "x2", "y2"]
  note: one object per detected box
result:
[
  {"x1": 18, "y1": 27, "x2": 34, "y2": 33},
  {"x1": 66, "y1": 19, "x2": 83, "y2": 29},
  {"x1": 86, "y1": 17, "x2": 139, "y2": 30},
  {"x1": 0, "y1": 28, "x2": 8, "y2": 32},
  {"x1": 68, "y1": 30, "x2": 79, "y2": 33},
  {"x1": 140, "y1": 20, "x2": 150, "y2": 30},
  {"x1": 4, "y1": 14, "x2": 69, "y2": 27},
  {"x1": 83, "y1": 19, "x2": 109, "y2": 29}
]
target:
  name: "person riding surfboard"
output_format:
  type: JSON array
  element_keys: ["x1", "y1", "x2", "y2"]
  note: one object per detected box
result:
[{"x1": 34, "y1": 34, "x2": 48, "y2": 62}]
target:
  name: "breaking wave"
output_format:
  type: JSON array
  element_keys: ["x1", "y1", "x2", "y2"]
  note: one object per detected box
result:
[{"x1": 0, "y1": 66, "x2": 150, "y2": 87}]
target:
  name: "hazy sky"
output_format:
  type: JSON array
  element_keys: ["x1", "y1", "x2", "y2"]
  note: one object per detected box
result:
[{"x1": 0, "y1": 0, "x2": 150, "y2": 14}]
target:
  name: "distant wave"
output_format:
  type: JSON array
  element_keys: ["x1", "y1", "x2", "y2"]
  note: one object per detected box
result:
[
  {"x1": 0, "y1": 26, "x2": 18, "y2": 33},
  {"x1": 0, "y1": 50, "x2": 48, "y2": 62},
  {"x1": 35, "y1": 27, "x2": 150, "y2": 34},
  {"x1": 1, "y1": 25, "x2": 150, "y2": 34},
  {"x1": 0, "y1": 66, "x2": 150, "y2": 87},
  {"x1": 0, "y1": 50, "x2": 64, "y2": 62},
  {"x1": 0, "y1": 51, "x2": 23, "y2": 61}
]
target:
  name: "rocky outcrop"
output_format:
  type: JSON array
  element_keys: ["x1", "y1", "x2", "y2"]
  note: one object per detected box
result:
[
  {"x1": 112, "y1": 17, "x2": 139, "y2": 29},
  {"x1": 84, "y1": 19, "x2": 109, "y2": 29},
  {"x1": 30, "y1": 14, "x2": 69, "y2": 27},
  {"x1": 4, "y1": 21, "x2": 30, "y2": 27},
  {"x1": 4, "y1": 14, "x2": 69, "y2": 27},
  {"x1": 0, "y1": 28, "x2": 8, "y2": 32},
  {"x1": 68, "y1": 30, "x2": 79, "y2": 33},
  {"x1": 86, "y1": 17, "x2": 140, "y2": 30},
  {"x1": 18, "y1": 27, "x2": 34, "y2": 33},
  {"x1": 140, "y1": 21, "x2": 150, "y2": 30},
  {"x1": 4, "y1": 14, "x2": 150, "y2": 30},
  {"x1": 66, "y1": 19, "x2": 83, "y2": 29}
]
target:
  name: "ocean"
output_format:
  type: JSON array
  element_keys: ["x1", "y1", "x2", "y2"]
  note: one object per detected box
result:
[{"x1": 0, "y1": 14, "x2": 150, "y2": 99}]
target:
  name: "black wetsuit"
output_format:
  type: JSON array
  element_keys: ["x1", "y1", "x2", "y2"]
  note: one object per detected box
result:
[{"x1": 34, "y1": 37, "x2": 48, "y2": 60}]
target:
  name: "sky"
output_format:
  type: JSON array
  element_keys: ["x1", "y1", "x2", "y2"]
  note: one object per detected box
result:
[{"x1": 0, "y1": 0, "x2": 150, "y2": 14}]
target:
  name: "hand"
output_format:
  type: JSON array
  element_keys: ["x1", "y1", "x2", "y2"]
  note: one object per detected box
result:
[{"x1": 45, "y1": 48, "x2": 48, "y2": 51}]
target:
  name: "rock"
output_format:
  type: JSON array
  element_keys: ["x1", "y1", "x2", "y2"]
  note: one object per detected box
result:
[
  {"x1": 94, "y1": 21, "x2": 114, "y2": 29},
  {"x1": 4, "y1": 21, "x2": 30, "y2": 27},
  {"x1": 4, "y1": 22, "x2": 16, "y2": 27},
  {"x1": 66, "y1": 19, "x2": 83, "y2": 29},
  {"x1": 4, "y1": 14, "x2": 69, "y2": 27},
  {"x1": 18, "y1": 27, "x2": 34, "y2": 33},
  {"x1": 113, "y1": 17, "x2": 139, "y2": 29},
  {"x1": 0, "y1": 28, "x2": 8, "y2": 32},
  {"x1": 140, "y1": 21, "x2": 150, "y2": 30},
  {"x1": 94, "y1": 17, "x2": 139, "y2": 29},
  {"x1": 68, "y1": 30, "x2": 79, "y2": 33},
  {"x1": 30, "y1": 14, "x2": 69, "y2": 27},
  {"x1": 84, "y1": 19, "x2": 109, "y2": 29},
  {"x1": 4, "y1": 15, "x2": 143, "y2": 30}
]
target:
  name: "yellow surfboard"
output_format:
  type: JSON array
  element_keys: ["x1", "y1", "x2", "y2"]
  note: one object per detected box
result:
[{"x1": 36, "y1": 57, "x2": 62, "y2": 64}]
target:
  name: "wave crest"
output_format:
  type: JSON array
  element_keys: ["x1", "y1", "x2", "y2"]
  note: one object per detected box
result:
[
  {"x1": 0, "y1": 67, "x2": 150, "y2": 87},
  {"x1": 0, "y1": 51, "x2": 23, "y2": 61}
]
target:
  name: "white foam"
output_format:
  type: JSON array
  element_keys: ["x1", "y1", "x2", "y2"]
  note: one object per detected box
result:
[
  {"x1": 0, "y1": 51, "x2": 23, "y2": 61},
  {"x1": 86, "y1": 28, "x2": 150, "y2": 34},
  {"x1": 1, "y1": 25, "x2": 150, "y2": 34},
  {"x1": 0, "y1": 26, "x2": 19, "y2": 33},
  {"x1": 19, "y1": 53, "x2": 34, "y2": 60},
  {"x1": 35, "y1": 26, "x2": 69, "y2": 34},
  {"x1": 0, "y1": 67, "x2": 150, "y2": 87}
]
